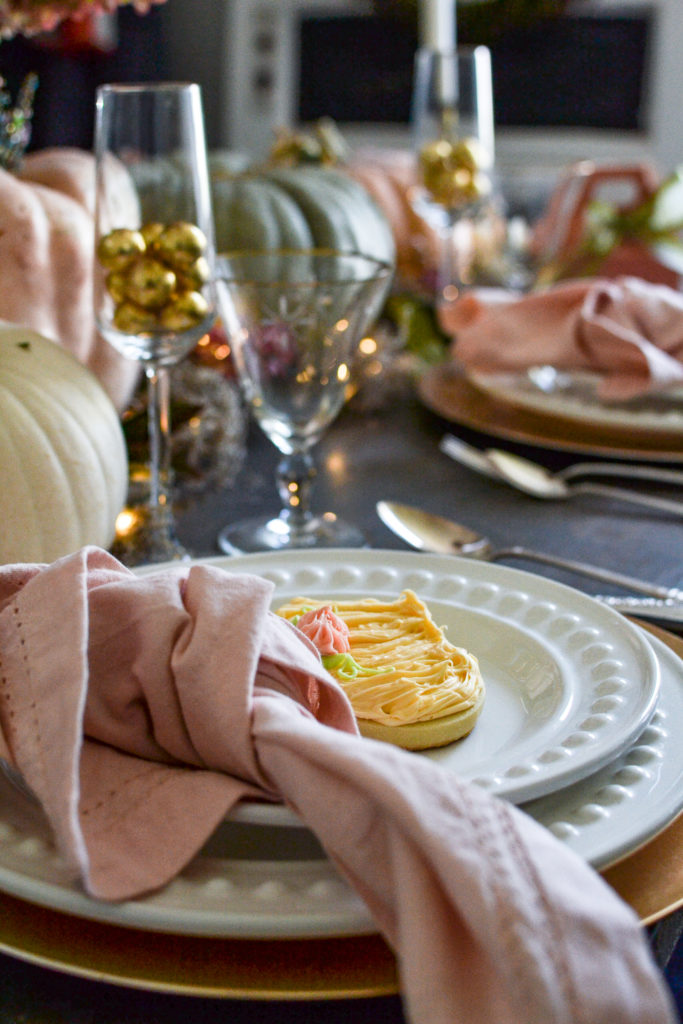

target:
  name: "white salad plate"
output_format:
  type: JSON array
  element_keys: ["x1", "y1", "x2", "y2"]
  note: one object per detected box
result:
[
  {"x1": 0, "y1": 550, "x2": 678, "y2": 941},
  {"x1": 469, "y1": 367, "x2": 683, "y2": 435},
  {"x1": 173, "y1": 549, "x2": 661, "y2": 806}
]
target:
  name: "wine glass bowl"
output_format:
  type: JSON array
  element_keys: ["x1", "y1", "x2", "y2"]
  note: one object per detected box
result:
[
  {"x1": 94, "y1": 82, "x2": 216, "y2": 566},
  {"x1": 215, "y1": 249, "x2": 392, "y2": 554},
  {"x1": 418, "y1": 133, "x2": 492, "y2": 214},
  {"x1": 96, "y1": 220, "x2": 213, "y2": 363}
]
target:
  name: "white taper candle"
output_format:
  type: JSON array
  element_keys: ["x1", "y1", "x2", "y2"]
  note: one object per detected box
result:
[{"x1": 419, "y1": 0, "x2": 456, "y2": 52}]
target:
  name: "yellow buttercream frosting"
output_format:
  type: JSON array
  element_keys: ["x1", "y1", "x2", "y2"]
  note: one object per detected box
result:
[{"x1": 277, "y1": 590, "x2": 484, "y2": 727}]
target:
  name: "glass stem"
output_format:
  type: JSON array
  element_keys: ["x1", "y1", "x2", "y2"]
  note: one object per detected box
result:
[
  {"x1": 276, "y1": 450, "x2": 317, "y2": 534},
  {"x1": 145, "y1": 363, "x2": 173, "y2": 524},
  {"x1": 437, "y1": 212, "x2": 473, "y2": 304},
  {"x1": 110, "y1": 362, "x2": 187, "y2": 567}
]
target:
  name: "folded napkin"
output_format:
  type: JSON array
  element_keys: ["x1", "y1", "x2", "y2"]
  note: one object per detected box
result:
[
  {"x1": 0, "y1": 547, "x2": 675, "y2": 1024},
  {"x1": 439, "y1": 276, "x2": 683, "y2": 400}
]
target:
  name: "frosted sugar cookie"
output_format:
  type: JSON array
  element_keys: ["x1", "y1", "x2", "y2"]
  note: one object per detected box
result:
[{"x1": 277, "y1": 590, "x2": 485, "y2": 750}]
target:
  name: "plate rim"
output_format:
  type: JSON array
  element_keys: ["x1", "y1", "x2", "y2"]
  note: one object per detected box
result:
[
  {"x1": 469, "y1": 367, "x2": 683, "y2": 436},
  {"x1": 418, "y1": 363, "x2": 683, "y2": 461}
]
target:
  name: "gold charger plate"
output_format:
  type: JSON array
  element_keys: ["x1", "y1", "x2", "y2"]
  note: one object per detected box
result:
[
  {"x1": 0, "y1": 621, "x2": 680, "y2": 1000},
  {"x1": 0, "y1": 895, "x2": 398, "y2": 1000},
  {"x1": 418, "y1": 364, "x2": 683, "y2": 462}
]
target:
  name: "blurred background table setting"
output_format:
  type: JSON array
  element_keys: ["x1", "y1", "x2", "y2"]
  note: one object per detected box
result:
[{"x1": 0, "y1": 0, "x2": 683, "y2": 1021}]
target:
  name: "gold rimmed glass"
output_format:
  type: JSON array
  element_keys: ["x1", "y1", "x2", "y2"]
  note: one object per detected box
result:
[{"x1": 215, "y1": 249, "x2": 392, "y2": 554}]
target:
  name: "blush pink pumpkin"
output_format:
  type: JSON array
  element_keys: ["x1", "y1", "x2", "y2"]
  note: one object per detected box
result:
[{"x1": 0, "y1": 146, "x2": 141, "y2": 411}]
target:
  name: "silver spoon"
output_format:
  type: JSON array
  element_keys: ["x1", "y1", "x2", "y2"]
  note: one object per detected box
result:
[
  {"x1": 439, "y1": 436, "x2": 683, "y2": 516},
  {"x1": 376, "y1": 501, "x2": 683, "y2": 615}
]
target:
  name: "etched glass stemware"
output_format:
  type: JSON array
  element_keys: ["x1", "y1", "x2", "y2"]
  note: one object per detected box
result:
[
  {"x1": 94, "y1": 82, "x2": 216, "y2": 566},
  {"x1": 410, "y1": 46, "x2": 495, "y2": 302},
  {"x1": 215, "y1": 249, "x2": 392, "y2": 554}
]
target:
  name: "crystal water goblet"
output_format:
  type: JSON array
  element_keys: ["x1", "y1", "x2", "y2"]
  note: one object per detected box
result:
[
  {"x1": 215, "y1": 249, "x2": 392, "y2": 553},
  {"x1": 94, "y1": 82, "x2": 216, "y2": 566}
]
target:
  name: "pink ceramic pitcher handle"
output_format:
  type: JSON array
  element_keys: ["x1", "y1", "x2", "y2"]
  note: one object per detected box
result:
[{"x1": 532, "y1": 161, "x2": 659, "y2": 262}]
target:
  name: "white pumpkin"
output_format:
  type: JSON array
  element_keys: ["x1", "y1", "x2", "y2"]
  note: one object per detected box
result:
[{"x1": 0, "y1": 322, "x2": 129, "y2": 564}]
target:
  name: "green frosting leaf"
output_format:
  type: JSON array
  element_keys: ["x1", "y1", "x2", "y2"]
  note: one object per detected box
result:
[{"x1": 322, "y1": 653, "x2": 392, "y2": 679}]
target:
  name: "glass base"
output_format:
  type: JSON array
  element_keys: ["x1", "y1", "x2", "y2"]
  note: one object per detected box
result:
[
  {"x1": 110, "y1": 504, "x2": 191, "y2": 568},
  {"x1": 217, "y1": 511, "x2": 366, "y2": 555}
]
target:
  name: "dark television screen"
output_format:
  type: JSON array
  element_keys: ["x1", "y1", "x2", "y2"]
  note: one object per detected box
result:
[{"x1": 298, "y1": 13, "x2": 651, "y2": 131}]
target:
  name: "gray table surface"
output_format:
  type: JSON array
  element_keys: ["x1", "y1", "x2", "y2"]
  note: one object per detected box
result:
[
  {"x1": 176, "y1": 388, "x2": 683, "y2": 601},
  {"x1": 2, "y1": 385, "x2": 682, "y2": 1023}
]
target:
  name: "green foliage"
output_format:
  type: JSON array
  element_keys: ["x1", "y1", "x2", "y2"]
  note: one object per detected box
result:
[{"x1": 384, "y1": 294, "x2": 449, "y2": 367}]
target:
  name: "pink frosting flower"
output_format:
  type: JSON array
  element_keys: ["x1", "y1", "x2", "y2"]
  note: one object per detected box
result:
[{"x1": 296, "y1": 606, "x2": 350, "y2": 656}]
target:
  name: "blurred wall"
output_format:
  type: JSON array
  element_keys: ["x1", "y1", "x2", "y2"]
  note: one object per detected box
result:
[{"x1": 159, "y1": 0, "x2": 229, "y2": 149}]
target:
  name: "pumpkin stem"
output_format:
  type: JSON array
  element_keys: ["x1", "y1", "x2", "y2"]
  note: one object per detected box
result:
[{"x1": 269, "y1": 118, "x2": 350, "y2": 169}]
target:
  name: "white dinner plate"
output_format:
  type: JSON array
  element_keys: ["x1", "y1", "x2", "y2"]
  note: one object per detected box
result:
[
  {"x1": 0, "y1": 627, "x2": 679, "y2": 940},
  {"x1": 469, "y1": 367, "x2": 683, "y2": 435},
  {"x1": 525, "y1": 629, "x2": 683, "y2": 866}
]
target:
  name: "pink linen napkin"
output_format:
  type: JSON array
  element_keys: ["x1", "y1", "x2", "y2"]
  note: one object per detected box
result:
[
  {"x1": 439, "y1": 275, "x2": 683, "y2": 400},
  {"x1": 0, "y1": 546, "x2": 675, "y2": 1024}
]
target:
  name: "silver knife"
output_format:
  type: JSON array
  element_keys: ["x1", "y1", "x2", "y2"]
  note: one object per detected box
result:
[{"x1": 594, "y1": 595, "x2": 683, "y2": 626}]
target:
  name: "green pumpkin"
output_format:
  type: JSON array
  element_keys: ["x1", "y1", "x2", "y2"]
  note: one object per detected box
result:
[{"x1": 209, "y1": 154, "x2": 396, "y2": 267}]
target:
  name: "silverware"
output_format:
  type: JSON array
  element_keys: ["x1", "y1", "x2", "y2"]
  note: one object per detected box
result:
[
  {"x1": 376, "y1": 500, "x2": 683, "y2": 622},
  {"x1": 594, "y1": 595, "x2": 683, "y2": 624},
  {"x1": 439, "y1": 435, "x2": 683, "y2": 516},
  {"x1": 440, "y1": 434, "x2": 683, "y2": 486},
  {"x1": 439, "y1": 435, "x2": 501, "y2": 479}
]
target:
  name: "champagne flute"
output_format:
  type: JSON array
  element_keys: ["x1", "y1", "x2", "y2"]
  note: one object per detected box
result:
[
  {"x1": 94, "y1": 82, "x2": 216, "y2": 566},
  {"x1": 215, "y1": 249, "x2": 392, "y2": 554},
  {"x1": 410, "y1": 46, "x2": 495, "y2": 302}
]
